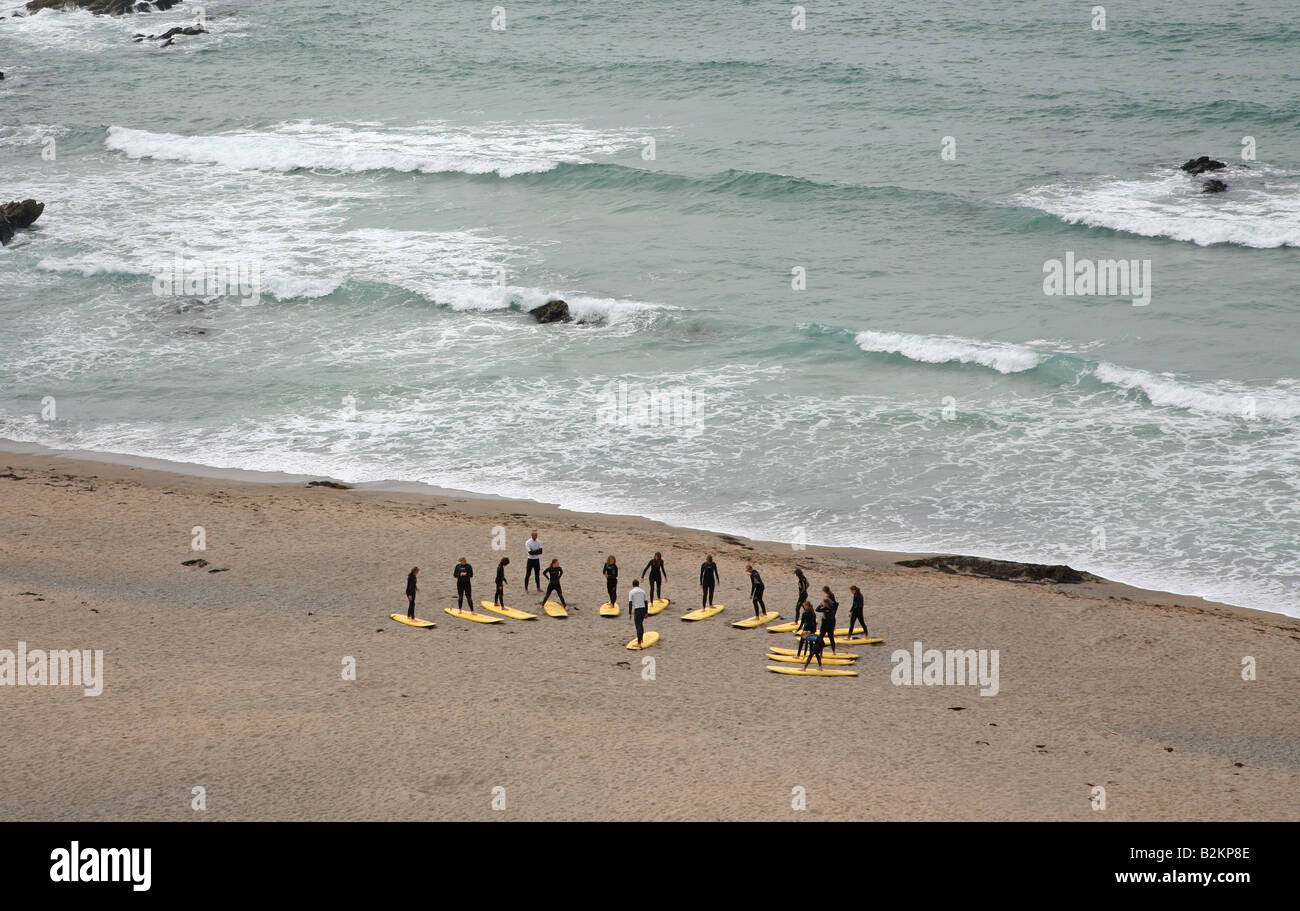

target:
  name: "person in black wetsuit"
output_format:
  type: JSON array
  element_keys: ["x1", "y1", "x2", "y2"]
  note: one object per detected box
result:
[
  {"x1": 817, "y1": 587, "x2": 839, "y2": 653},
  {"x1": 542, "y1": 558, "x2": 566, "y2": 607},
  {"x1": 524, "y1": 531, "x2": 543, "y2": 592},
  {"x1": 494, "y1": 557, "x2": 510, "y2": 607},
  {"x1": 602, "y1": 555, "x2": 619, "y2": 606},
  {"x1": 846, "y1": 583, "x2": 868, "y2": 638},
  {"x1": 793, "y1": 568, "x2": 809, "y2": 617},
  {"x1": 641, "y1": 552, "x2": 666, "y2": 603},
  {"x1": 745, "y1": 564, "x2": 766, "y2": 618},
  {"x1": 453, "y1": 557, "x2": 474, "y2": 610},
  {"x1": 802, "y1": 630, "x2": 826, "y2": 670},
  {"x1": 699, "y1": 555, "x2": 719, "y2": 608},
  {"x1": 795, "y1": 600, "x2": 817, "y2": 656},
  {"x1": 405, "y1": 567, "x2": 419, "y2": 619}
]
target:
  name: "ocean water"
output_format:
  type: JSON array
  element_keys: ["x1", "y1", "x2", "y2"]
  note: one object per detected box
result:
[{"x1": 1, "y1": 0, "x2": 1297, "y2": 616}]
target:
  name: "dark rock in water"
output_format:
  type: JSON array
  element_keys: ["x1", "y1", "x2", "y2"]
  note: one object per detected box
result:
[
  {"x1": 0, "y1": 199, "x2": 44, "y2": 246},
  {"x1": 25, "y1": 0, "x2": 182, "y2": 14},
  {"x1": 307, "y1": 480, "x2": 352, "y2": 490},
  {"x1": 1180, "y1": 155, "x2": 1227, "y2": 176},
  {"x1": 531, "y1": 299, "x2": 572, "y2": 324},
  {"x1": 1202, "y1": 178, "x2": 1227, "y2": 193},
  {"x1": 896, "y1": 555, "x2": 1095, "y2": 584}
]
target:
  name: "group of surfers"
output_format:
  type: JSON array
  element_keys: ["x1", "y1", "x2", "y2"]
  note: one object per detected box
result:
[{"x1": 402, "y1": 531, "x2": 870, "y2": 668}]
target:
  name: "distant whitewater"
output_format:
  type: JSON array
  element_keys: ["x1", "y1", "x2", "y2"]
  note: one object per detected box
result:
[{"x1": 1014, "y1": 165, "x2": 1300, "y2": 248}]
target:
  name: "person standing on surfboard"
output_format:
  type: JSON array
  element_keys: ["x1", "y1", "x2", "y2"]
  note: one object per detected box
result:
[
  {"x1": 542, "y1": 558, "x2": 566, "y2": 608},
  {"x1": 802, "y1": 630, "x2": 826, "y2": 671},
  {"x1": 602, "y1": 555, "x2": 619, "y2": 607},
  {"x1": 524, "y1": 531, "x2": 543, "y2": 592},
  {"x1": 406, "y1": 567, "x2": 419, "y2": 620},
  {"x1": 793, "y1": 568, "x2": 809, "y2": 617},
  {"x1": 699, "y1": 555, "x2": 720, "y2": 608},
  {"x1": 846, "y1": 584, "x2": 868, "y2": 638},
  {"x1": 817, "y1": 587, "x2": 839, "y2": 653},
  {"x1": 641, "y1": 552, "x2": 666, "y2": 603},
  {"x1": 745, "y1": 564, "x2": 766, "y2": 618},
  {"x1": 453, "y1": 557, "x2": 474, "y2": 610},
  {"x1": 494, "y1": 557, "x2": 510, "y2": 607},
  {"x1": 796, "y1": 600, "x2": 817, "y2": 656},
  {"x1": 629, "y1": 578, "x2": 650, "y2": 647}
]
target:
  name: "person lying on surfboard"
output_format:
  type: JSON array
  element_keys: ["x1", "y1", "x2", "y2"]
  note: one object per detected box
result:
[
  {"x1": 494, "y1": 557, "x2": 509, "y2": 607},
  {"x1": 406, "y1": 567, "x2": 419, "y2": 620},
  {"x1": 802, "y1": 630, "x2": 826, "y2": 670},
  {"x1": 629, "y1": 578, "x2": 650, "y2": 647},
  {"x1": 745, "y1": 564, "x2": 766, "y2": 618}
]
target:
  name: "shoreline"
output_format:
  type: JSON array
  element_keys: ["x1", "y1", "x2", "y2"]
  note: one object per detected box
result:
[
  {"x1": 3, "y1": 440, "x2": 1297, "y2": 820},
  {"x1": 0, "y1": 436, "x2": 1260, "y2": 620}
]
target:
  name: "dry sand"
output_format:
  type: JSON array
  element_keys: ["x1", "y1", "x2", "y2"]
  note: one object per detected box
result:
[{"x1": 1, "y1": 446, "x2": 1297, "y2": 821}]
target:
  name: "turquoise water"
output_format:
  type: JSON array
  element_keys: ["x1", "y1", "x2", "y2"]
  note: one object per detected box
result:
[{"x1": 2, "y1": 0, "x2": 1298, "y2": 615}]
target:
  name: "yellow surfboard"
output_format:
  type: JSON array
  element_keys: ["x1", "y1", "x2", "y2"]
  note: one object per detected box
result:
[
  {"x1": 543, "y1": 600, "x2": 568, "y2": 618},
  {"x1": 767, "y1": 665, "x2": 857, "y2": 677},
  {"x1": 599, "y1": 602, "x2": 620, "y2": 617},
  {"x1": 390, "y1": 613, "x2": 436, "y2": 628},
  {"x1": 767, "y1": 621, "x2": 799, "y2": 633},
  {"x1": 444, "y1": 607, "x2": 502, "y2": 624},
  {"x1": 837, "y1": 637, "x2": 884, "y2": 646},
  {"x1": 767, "y1": 654, "x2": 856, "y2": 666},
  {"x1": 626, "y1": 630, "x2": 660, "y2": 650},
  {"x1": 768, "y1": 647, "x2": 858, "y2": 660},
  {"x1": 681, "y1": 604, "x2": 724, "y2": 621},
  {"x1": 479, "y1": 601, "x2": 537, "y2": 621},
  {"x1": 732, "y1": 611, "x2": 780, "y2": 629},
  {"x1": 648, "y1": 598, "x2": 670, "y2": 615}
]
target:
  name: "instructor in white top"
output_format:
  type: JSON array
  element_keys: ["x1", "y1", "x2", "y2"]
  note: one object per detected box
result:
[
  {"x1": 524, "y1": 531, "x2": 544, "y2": 592},
  {"x1": 629, "y1": 579, "x2": 651, "y2": 647}
]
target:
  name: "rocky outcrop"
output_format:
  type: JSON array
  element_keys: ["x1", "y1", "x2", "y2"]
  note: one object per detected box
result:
[
  {"x1": 133, "y1": 23, "x2": 204, "y2": 45},
  {"x1": 0, "y1": 199, "x2": 44, "y2": 246},
  {"x1": 530, "y1": 299, "x2": 571, "y2": 324},
  {"x1": 25, "y1": 0, "x2": 182, "y2": 14},
  {"x1": 896, "y1": 555, "x2": 1096, "y2": 584},
  {"x1": 1180, "y1": 156, "x2": 1227, "y2": 176},
  {"x1": 1202, "y1": 178, "x2": 1227, "y2": 194}
]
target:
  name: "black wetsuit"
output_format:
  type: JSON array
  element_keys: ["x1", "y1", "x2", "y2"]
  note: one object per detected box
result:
[
  {"x1": 525, "y1": 539, "x2": 543, "y2": 590},
  {"x1": 817, "y1": 596, "x2": 838, "y2": 651},
  {"x1": 699, "y1": 561, "x2": 719, "y2": 607},
  {"x1": 803, "y1": 632, "x2": 825, "y2": 667},
  {"x1": 453, "y1": 562, "x2": 474, "y2": 609},
  {"x1": 641, "y1": 557, "x2": 666, "y2": 602},
  {"x1": 494, "y1": 564, "x2": 507, "y2": 606},
  {"x1": 794, "y1": 573, "x2": 809, "y2": 614},
  {"x1": 406, "y1": 573, "x2": 418, "y2": 619},
  {"x1": 542, "y1": 565, "x2": 566, "y2": 606},
  {"x1": 630, "y1": 587, "x2": 649, "y2": 643},
  {"x1": 847, "y1": 589, "x2": 867, "y2": 637},
  {"x1": 603, "y1": 562, "x2": 619, "y2": 605},
  {"x1": 748, "y1": 569, "x2": 766, "y2": 615},
  {"x1": 796, "y1": 607, "x2": 817, "y2": 654}
]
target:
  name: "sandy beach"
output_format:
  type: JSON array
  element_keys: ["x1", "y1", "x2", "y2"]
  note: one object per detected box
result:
[{"x1": 1, "y1": 445, "x2": 1297, "y2": 822}]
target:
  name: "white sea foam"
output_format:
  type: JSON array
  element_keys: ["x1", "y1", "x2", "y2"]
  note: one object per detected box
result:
[
  {"x1": 854, "y1": 330, "x2": 1044, "y2": 374},
  {"x1": 1014, "y1": 165, "x2": 1300, "y2": 248},
  {"x1": 106, "y1": 120, "x2": 644, "y2": 177}
]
